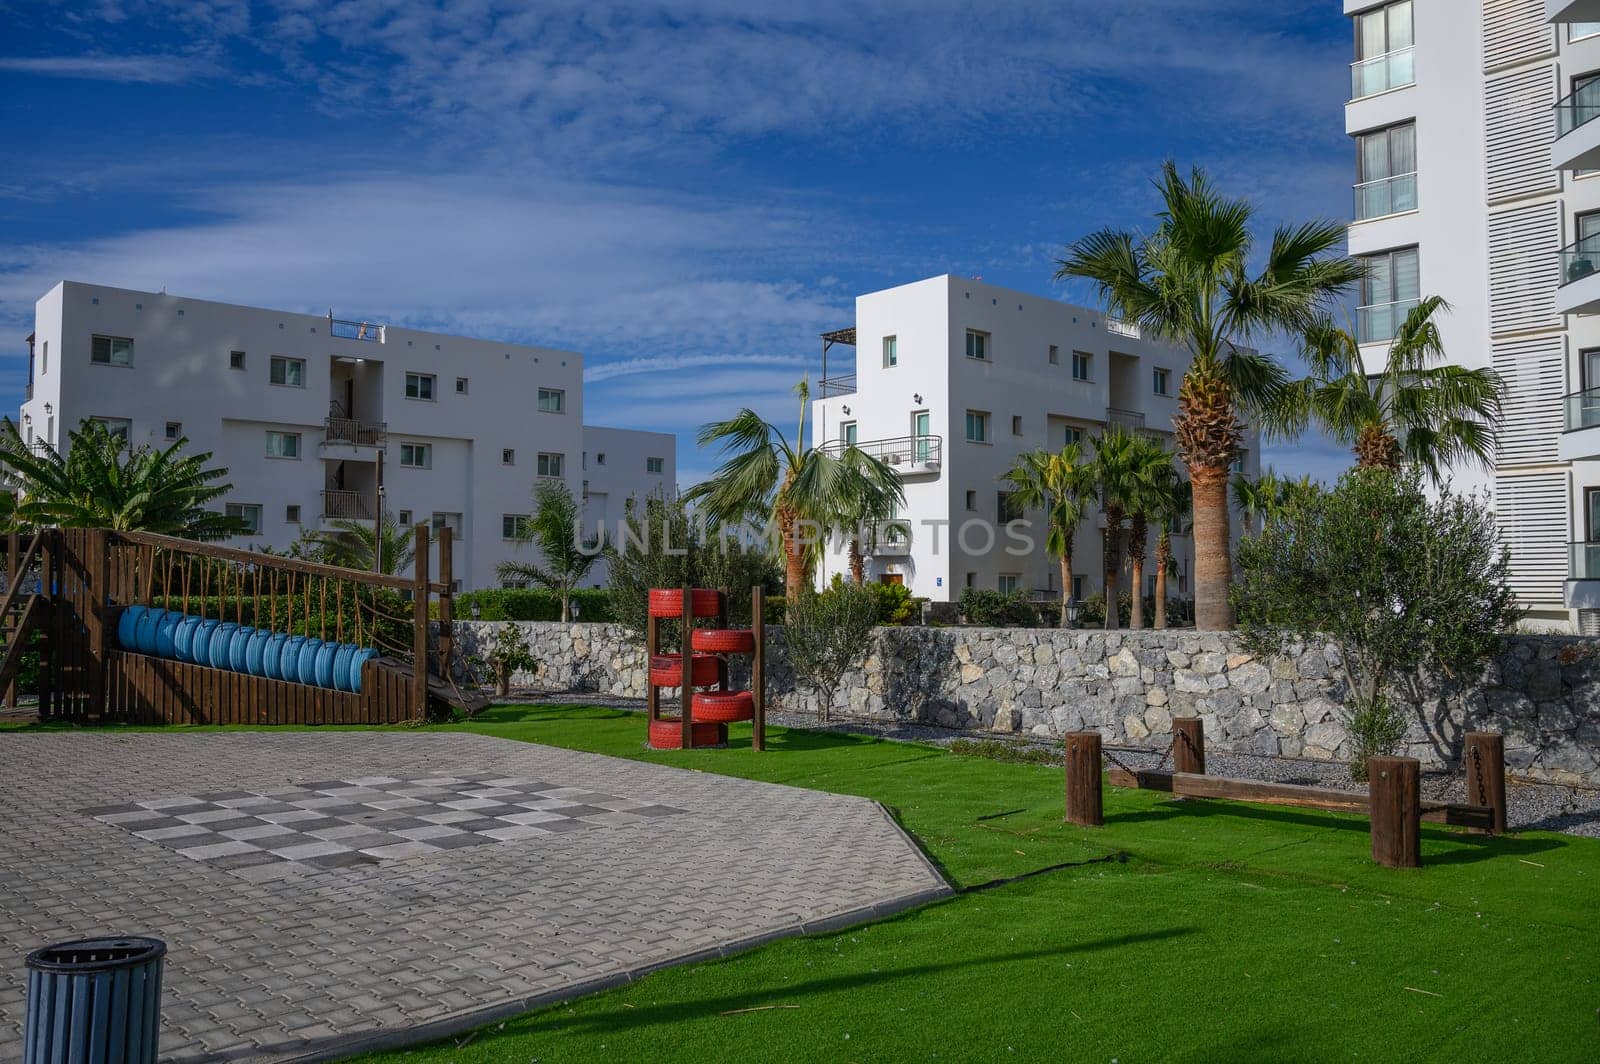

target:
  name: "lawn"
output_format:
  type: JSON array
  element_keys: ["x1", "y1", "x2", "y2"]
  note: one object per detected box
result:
[{"x1": 11, "y1": 706, "x2": 1597, "y2": 1061}]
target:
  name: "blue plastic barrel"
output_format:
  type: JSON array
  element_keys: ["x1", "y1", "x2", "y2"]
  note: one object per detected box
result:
[
  {"x1": 207, "y1": 622, "x2": 237, "y2": 670},
  {"x1": 262, "y1": 634, "x2": 289, "y2": 680},
  {"x1": 279, "y1": 636, "x2": 306, "y2": 683},
  {"x1": 245, "y1": 630, "x2": 272, "y2": 676},
  {"x1": 172, "y1": 616, "x2": 200, "y2": 663},
  {"x1": 294, "y1": 638, "x2": 321, "y2": 685},
  {"x1": 116, "y1": 606, "x2": 146, "y2": 652},
  {"x1": 312, "y1": 641, "x2": 338, "y2": 688},
  {"x1": 154, "y1": 613, "x2": 180, "y2": 659},
  {"x1": 24, "y1": 936, "x2": 165, "y2": 1064},
  {"x1": 134, "y1": 609, "x2": 163, "y2": 655},
  {"x1": 332, "y1": 644, "x2": 356, "y2": 692},
  {"x1": 348, "y1": 647, "x2": 378, "y2": 693},
  {"x1": 191, "y1": 619, "x2": 220, "y2": 667},
  {"x1": 227, "y1": 627, "x2": 254, "y2": 672}
]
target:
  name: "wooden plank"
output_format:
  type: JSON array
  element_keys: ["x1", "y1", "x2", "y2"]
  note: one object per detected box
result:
[
  {"x1": 1464, "y1": 732, "x2": 1508, "y2": 835},
  {"x1": 412, "y1": 525, "x2": 430, "y2": 720},
  {"x1": 1173, "y1": 717, "x2": 1205, "y2": 775},
  {"x1": 113, "y1": 530, "x2": 432, "y2": 592},
  {"x1": 1064, "y1": 732, "x2": 1103, "y2": 826},
  {"x1": 751, "y1": 586, "x2": 765, "y2": 752},
  {"x1": 1108, "y1": 767, "x2": 1373, "y2": 814},
  {"x1": 1370, "y1": 756, "x2": 1422, "y2": 869}
]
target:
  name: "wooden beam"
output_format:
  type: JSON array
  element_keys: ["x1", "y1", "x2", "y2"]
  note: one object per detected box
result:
[
  {"x1": 1173, "y1": 717, "x2": 1205, "y2": 775},
  {"x1": 1108, "y1": 767, "x2": 1372, "y2": 814},
  {"x1": 111, "y1": 529, "x2": 443, "y2": 593},
  {"x1": 1064, "y1": 732, "x2": 1103, "y2": 826},
  {"x1": 1369, "y1": 756, "x2": 1421, "y2": 869},
  {"x1": 1464, "y1": 732, "x2": 1507, "y2": 835},
  {"x1": 436, "y1": 526, "x2": 454, "y2": 680},
  {"x1": 751, "y1": 586, "x2": 765, "y2": 752},
  {"x1": 412, "y1": 524, "x2": 430, "y2": 720}
]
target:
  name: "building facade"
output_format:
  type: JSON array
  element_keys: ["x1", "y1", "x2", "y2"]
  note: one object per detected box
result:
[
  {"x1": 1344, "y1": 0, "x2": 1600, "y2": 632},
  {"x1": 809, "y1": 275, "x2": 1262, "y2": 605},
  {"x1": 20, "y1": 281, "x2": 675, "y2": 589}
]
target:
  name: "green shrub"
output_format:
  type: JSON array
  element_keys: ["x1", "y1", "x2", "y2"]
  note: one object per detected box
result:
[
  {"x1": 454, "y1": 588, "x2": 615, "y2": 623},
  {"x1": 1075, "y1": 592, "x2": 1194, "y2": 629},
  {"x1": 959, "y1": 588, "x2": 1040, "y2": 628},
  {"x1": 785, "y1": 583, "x2": 881, "y2": 721},
  {"x1": 827, "y1": 575, "x2": 916, "y2": 625}
]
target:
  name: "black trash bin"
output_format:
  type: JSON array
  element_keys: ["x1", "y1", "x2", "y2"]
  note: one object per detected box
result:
[{"x1": 24, "y1": 936, "x2": 165, "y2": 1064}]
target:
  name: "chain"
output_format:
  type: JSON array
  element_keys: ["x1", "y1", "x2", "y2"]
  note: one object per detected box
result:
[{"x1": 1102, "y1": 735, "x2": 1175, "y2": 776}]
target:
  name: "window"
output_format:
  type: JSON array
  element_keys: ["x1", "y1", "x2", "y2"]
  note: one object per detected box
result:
[
  {"x1": 965, "y1": 572, "x2": 976, "y2": 589},
  {"x1": 1231, "y1": 450, "x2": 1248, "y2": 474},
  {"x1": 1063, "y1": 426, "x2": 1083, "y2": 446},
  {"x1": 265, "y1": 431, "x2": 301, "y2": 459},
  {"x1": 1072, "y1": 575, "x2": 1086, "y2": 601},
  {"x1": 965, "y1": 409, "x2": 990, "y2": 443},
  {"x1": 965, "y1": 490, "x2": 978, "y2": 511},
  {"x1": 1011, "y1": 415, "x2": 1023, "y2": 436},
  {"x1": 269, "y1": 356, "x2": 305, "y2": 387},
  {"x1": 1357, "y1": 247, "x2": 1420, "y2": 343},
  {"x1": 997, "y1": 491, "x2": 1024, "y2": 524},
  {"x1": 1049, "y1": 344, "x2": 1059, "y2": 365},
  {"x1": 226, "y1": 503, "x2": 262, "y2": 534},
  {"x1": 398, "y1": 509, "x2": 412, "y2": 526},
  {"x1": 537, "y1": 387, "x2": 565, "y2": 413},
  {"x1": 165, "y1": 421, "x2": 182, "y2": 441},
  {"x1": 90, "y1": 335, "x2": 133, "y2": 366},
  {"x1": 1351, "y1": 1, "x2": 1413, "y2": 100},
  {"x1": 502, "y1": 578, "x2": 530, "y2": 590},
  {"x1": 841, "y1": 422, "x2": 858, "y2": 446},
  {"x1": 502, "y1": 448, "x2": 515, "y2": 465},
  {"x1": 91, "y1": 417, "x2": 131, "y2": 441},
  {"x1": 431, "y1": 512, "x2": 462, "y2": 536},
  {"x1": 1355, "y1": 122, "x2": 1417, "y2": 220},
  {"x1": 1153, "y1": 367, "x2": 1171, "y2": 396},
  {"x1": 41, "y1": 341, "x2": 47, "y2": 375},
  {"x1": 998, "y1": 574, "x2": 1020, "y2": 595},
  {"x1": 1072, "y1": 351, "x2": 1092, "y2": 381},
  {"x1": 405, "y1": 372, "x2": 436, "y2": 400},
  {"x1": 965, "y1": 330, "x2": 990, "y2": 361},
  {"x1": 1588, "y1": 487, "x2": 1600, "y2": 543},
  {"x1": 503, "y1": 514, "x2": 531, "y2": 539},
  {"x1": 537, "y1": 452, "x2": 565, "y2": 477},
  {"x1": 596, "y1": 452, "x2": 606, "y2": 465},
  {"x1": 1571, "y1": 22, "x2": 1600, "y2": 42},
  {"x1": 229, "y1": 350, "x2": 246, "y2": 370},
  {"x1": 646, "y1": 456, "x2": 665, "y2": 474},
  {"x1": 399, "y1": 442, "x2": 432, "y2": 468},
  {"x1": 883, "y1": 335, "x2": 898, "y2": 367}
]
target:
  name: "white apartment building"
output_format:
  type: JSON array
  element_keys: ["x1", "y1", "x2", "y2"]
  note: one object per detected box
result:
[
  {"x1": 1344, "y1": 0, "x2": 1600, "y2": 632},
  {"x1": 809, "y1": 275, "x2": 1262, "y2": 605},
  {"x1": 19, "y1": 281, "x2": 675, "y2": 589}
]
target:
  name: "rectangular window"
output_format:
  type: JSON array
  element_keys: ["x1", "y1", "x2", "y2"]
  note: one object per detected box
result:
[
  {"x1": 537, "y1": 452, "x2": 565, "y2": 477},
  {"x1": 1048, "y1": 344, "x2": 1060, "y2": 365},
  {"x1": 883, "y1": 335, "x2": 898, "y2": 367},
  {"x1": 1573, "y1": 22, "x2": 1600, "y2": 42},
  {"x1": 41, "y1": 341, "x2": 47, "y2": 374},
  {"x1": 998, "y1": 574, "x2": 1020, "y2": 595},
  {"x1": 997, "y1": 491, "x2": 1024, "y2": 524},
  {"x1": 965, "y1": 572, "x2": 976, "y2": 589},
  {"x1": 502, "y1": 578, "x2": 530, "y2": 591},
  {"x1": 1063, "y1": 426, "x2": 1083, "y2": 446},
  {"x1": 537, "y1": 387, "x2": 565, "y2": 413},
  {"x1": 164, "y1": 420, "x2": 182, "y2": 441},
  {"x1": 965, "y1": 489, "x2": 977, "y2": 511},
  {"x1": 431, "y1": 512, "x2": 462, "y2": 536},
  {"x1": 1357, "y1": 246, "x2": 1420, "y2": 343},
  {"x1": 405, "y1": 372, "x2": 436, "y2": 400},
  {"x1": 398, "y1": 509, "x2": 412, "y2": 526},
  {"x1": 229, "y1": 350, "x2": 246, "y2": 370},
  {"x1": 502, "y1": 514, "x2": 531, "y2": 539},
  {"x1": 1011, "y1": 415, "x2": 1023, "y2": 436},
  {"x1": 1231, "y1": 451, "x2": 1248, "y2": 474},
  {"x1": 1588, "y1": 487, "x2": 1600, "y2": 542},
  {"x1": 265, "y1": 431, "x2": 301, "y2": 459},
  {"x1": 646, "y1": 456, "x2": 665, "y2": 474},
  {"x1": 226, "y1": 503, "x2": 262, "y2": 534},
  {"x1": 841, "y1": 422, "x2": 857, "y2": 446},
  {"x1": 92, "y1": 417, "x2": 131, "y2": 441},
  {"x1": 399, "y1": 442, "x2": 432, "y2": 468},
  {"x1": 965, "y1": 330, "x2": 990, "y2": 361},
  {"x1": 90, "y1": 335, "x2": 133, "y2": 366},
  {"x1": 1072, "y1": 351, "x2": 1092, "y2": 381},
  {"x1": 1351, "y1": 1, "x2": 1414, "y2": 100},
  {"x1": 1072, "y1": 575, "x2": 1086, "y2": 601},
  {"x1": 502, "y1": 448, "x2": 516, "y2": 465},
  {"x1": 269, "y1": 356, "x2": 305, "y2": 387},
  {"x1": 1355, "y1": 122, "x2": 1417, "y2": 220},
  {"x1": 455, "y1": 377, "x2": 468, "y2": 394},
  {"x1": 965, "y1": 409, "x2": 990, "y2": 443},
  {"x1": 1153, "y1": 367, "x2": 1171, "y2": 396},
  {"x1": 596, "y1": 452, "x2": 606, "y2": 465}
]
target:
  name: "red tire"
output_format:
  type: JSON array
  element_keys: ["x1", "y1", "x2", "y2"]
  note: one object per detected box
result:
[
  {"x1": 649, "y1": 717, "x2": 723, "y2": 749},
  {"x1": 691, "y1": 628, "x2": 755, "y2": 654},
  {"x1": 692, "y1": 690, "x2": 755, "y2": 723},
  {"x1": 648, "y1": 588, "x2": 722, "y2": 619},
  {"x1": 649, "y1": 653, "x2": 720, "y2": 687}
]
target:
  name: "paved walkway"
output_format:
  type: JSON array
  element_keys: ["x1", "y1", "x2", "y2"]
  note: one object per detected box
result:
[{"x1": 0, "y1": 733, "x2": 947, "y2": 1061}]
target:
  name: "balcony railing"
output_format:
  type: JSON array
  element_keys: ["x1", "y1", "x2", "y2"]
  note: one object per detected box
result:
[
  {"x1": 868, "y1": 519, "x2": 912, "y2": 556},
  {"x1": 323, "y1": 416, "x2": 388, "y2": 446},
  {"x1": 321, "y1": 489, "x2": 372, "y2": 520},
  {"x1": 1106, "y1": 407, "x2": 1146, "y2": 432},
  {"x1": 329, "y1": 317, "x2": 386, "y2": 343},
  {"x1": 1564, "y1": 387, "x2": 1600, "y2": 433},
  {"x1": 1350, "y1": 47, "x2": 1414, "y2": 100},
  {"x1": 822, "y1": 434, "x2": 942, "y2": 472},
  {"x1": 1356, "y1": 298, "x2": 1420, "y2": 344},
  {"x1": 1556, "y1": 79, "x2": 1600, "y2": 139},
  {"x1": 1561, "y1": 233, "x2": 1600, "y2": 287},
  {"x1": 818, "y1": 373, "x2": 857, "y2": 398},
  {"x1": 1572, "y1": 541, "x2": 1600, "y2": 580},
  {"x1": 1105, "y1": 318, "x2": 1141, "y2": 339},
  {"x1": 1353, "y1": 173, "x2": 1418, "y2": 221}
]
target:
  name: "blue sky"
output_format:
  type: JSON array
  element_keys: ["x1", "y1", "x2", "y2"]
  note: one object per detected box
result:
[{"x1": 0, "y1": 0, "x2": 1359, "y2": 484}]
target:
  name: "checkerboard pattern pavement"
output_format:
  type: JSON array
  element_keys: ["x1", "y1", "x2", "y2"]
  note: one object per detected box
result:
[{"x1": 83, "y1": 773, "x2": 684, "y2": 880}]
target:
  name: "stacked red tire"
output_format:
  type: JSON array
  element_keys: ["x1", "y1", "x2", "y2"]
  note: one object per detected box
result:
[
  {"x1": 649, "y1": 653, "x2": 720, "y2": 687},
  {"x1": 649, "y1": 717, "x2": 723, "y2": 749},
  {"x1": 691, "y1": 690, "x2": 755, "y2": 723},
  {"x1": 691, "y1": 629, "x2": 755, "y2": 654},
  {"x1": 648, "y1": 588, "x2": 722, "y2": 619}
]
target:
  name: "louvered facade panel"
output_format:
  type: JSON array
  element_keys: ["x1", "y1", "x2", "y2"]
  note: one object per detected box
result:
[
  {"x1": 1488, "y1": 201, "x2": 1561, "y2": 335},
  {"x1": 1484, "y1": 68, "x2": 1556, "y2": 202},
  {"x1": 1495, "y1": 472, "x2": 1569, "y2": 602},
  {"x1": 1492, "y1": 335, "x2": 1565, "y2": 465},
  {"x1": 1482, "y1": 0, "x2": 1553, "y2": 71}
]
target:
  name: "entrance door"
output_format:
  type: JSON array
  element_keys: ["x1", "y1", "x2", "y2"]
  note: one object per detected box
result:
[
  {"x1": 912, "y1": 410, "x2": 931, "y2": 462},
  {"x1": 879, "y1": 573, "x2": 905, "y2": 586}
]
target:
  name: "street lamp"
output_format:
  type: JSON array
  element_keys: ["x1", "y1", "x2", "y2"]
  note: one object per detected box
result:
[
  {"x1": 469, "y1": 601, "x2": 481, "y2": 621},
  {"x1": 571, "y1": 601, "x2": 582, "y2": 621},
  {"x1": 1064, "y1": 597, "x2": 1080, "y2": 629}
]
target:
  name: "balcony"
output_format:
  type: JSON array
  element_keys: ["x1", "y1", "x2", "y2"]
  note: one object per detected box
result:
[
  {"x1": 867, "y1": 519, "x2": 912, "y2": 557},
  {"x1": 1350, "y1": 48, "x2": 1414, "y2": 101},
  {"x1": 818, "y1": 373, "x2": 856, "y2": 398},
  {"x1": 1548, "y1": 0, "x2": 1600, "y2": 22},
  {"x1": 1353, "y1": 173, "x2": 1417, "y2": 221},
  {"x1": 1105, "y1": 318, "x2": 1141, "y2": 340},
  {"x1": 1553, "y1": 80, "x2": 1600, "y2": 171},
  {"x1": 1355, "y1": 298, "x2": 1419, "y2": 345},
  {"x1": 1557, "y1": 234, "x2": 1600, "y2": 317},
  {"x1": 1560, "y1": 387, "x2": 1600, "y2": 460},
  {"x1": 322, "y1": 416, "x2": 387, "y2": 449},
  {"x1": 1106, "y1": 407, "x2": 1146, "y2": 433},
  {"x1": 321, "y1": 489, "x2": 372, "y2": 521},
  {"x1": 822, "y1": 434, "x2": 942, "y2": 475},
  {"x1": 329, "y1": 317, "x2": 385, "y2": 343},
  {"x1": 1566, "y1": 541, "x2": 1600, "y2": 609}
]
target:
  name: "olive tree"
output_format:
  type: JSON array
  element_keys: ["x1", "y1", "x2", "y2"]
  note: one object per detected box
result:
[{"x1": 783, "y1": 582, "x2": 880, "y2": 722}]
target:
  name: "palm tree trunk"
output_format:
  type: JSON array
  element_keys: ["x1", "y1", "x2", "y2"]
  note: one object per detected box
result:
[
  {"x1": 1102, "y1": 515, "x2": 1122, "y2": 629},
  {"x1": 1128, "y1": 514, "x2": 1147, "y2": 630},
  {"x1": 1189, "y1": 467, "x2": 1234, "y2": 630},
  {"x1": 849, "y1": 535, "x2": 866, "y2": 584},
  {"x1": 780, "y1": 512, "x2": 808, "y2": 600},
  {"x1": 1154, "y1": 532, "x2": 1171, "y2": 630},
  {"x1": 560, "y1": 587, "x2": 570, "y2": 623},
  {"x1": 1058, "y1": 552, "x2": 1073, "y2": 626},
  {"x1": 1354, "y1": 423, "x2": 1403, "y2": 472}
]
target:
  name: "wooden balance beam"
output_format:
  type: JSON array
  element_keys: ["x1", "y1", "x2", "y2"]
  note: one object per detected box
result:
[{"x1": 1066, "y1": 722, "x2": 1508, "y2": 869}]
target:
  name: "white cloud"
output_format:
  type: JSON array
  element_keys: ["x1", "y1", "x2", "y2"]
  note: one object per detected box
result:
[{"x1": 0, "y1": 54, "x2": 215, "y2": 83}]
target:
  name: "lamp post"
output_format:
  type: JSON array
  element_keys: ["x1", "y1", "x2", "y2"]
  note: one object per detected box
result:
[
  {"x1": 1064, "y1": 597, "x2": 1080, "y2": 630},
  {"x1": 571, "y1": 601, "x2": 581, "y2": 621},
  {"x1": 469, "y1": 601, "x2": 481, "y2": 621}
]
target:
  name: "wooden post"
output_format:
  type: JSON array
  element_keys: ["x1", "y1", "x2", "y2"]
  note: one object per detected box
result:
[
  {"x1": 680, "y1": 583, "x2": 694, "y2": 749},
  {"x1": 37, "y1": 530, "x2": 54, "y2": 720},
  {"x1": 85, "y1": 528, "x2": 109, "y2": 718},
  {"x1": 1369, "y1": 756, "x2": 1421, "y2": 869},
  {"x1": 751, "y1": 586, "x2": 766, "y2": 752},
  {"x1": 412, "y1": 524, "x2": 430, "y2": 719},
  {"x1": 1065, "y1": 732, "x2": 1104, "y2": 826},
  {"x1": 645, "y1": 612, "x2": 659, "y2": 723},
  {"x1": 436, "y1": 527, "x2": 454, "y2": 679},
  {"x1": 1464, "y1": 732, "x2": 1507, "y2": 836},
  {"x1": 4, "y1": 530, "x2": 16, "y2": 710},
  {"x1": 1173, "y1": 717, "x2": 1205, "y2": 775}
]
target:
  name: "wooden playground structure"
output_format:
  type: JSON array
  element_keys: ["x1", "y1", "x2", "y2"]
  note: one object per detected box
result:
[
  {"x1": 1065, "y1": 718, "x2": 1508, "y2": 868},
  {"x1": 643, "y1": 585, "x2": 766, "y2": 750},
  {"x1": 0, "y1": 526, "x2": 484, "y2": 725}
]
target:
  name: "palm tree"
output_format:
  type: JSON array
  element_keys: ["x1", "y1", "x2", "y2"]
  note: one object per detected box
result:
[
  {"x1": 1123, "y1": 436, "x2": 1180, "y2": 630},
  {"x1": 833, "y1": 446, "x2": 903, "y2": 584},
  {"x1": 1087, "y1": 427, "x2": 1150, "y2": 630},
  {"x1": 497, "y1": 479, "x2": 597, "y2": 621},
  {"x1": 685, "y1": 380, "x2": 903, "y2": 600},
  {"x1": 1151, "y1": 476, "x2": 1192, "y2": 630},
  {"x1": 0, "y1": 418, "x2": 244, "y2": 539},
  {"x1": 1057, "y1": 162, "x2": 1361, "y2": 630},
  {"x1": 1231, "y1": 468, "x2": 1285, "y2": 536},
  {"x1": 1279, "y1": 297, "x2": 1502, "y2": 483},
  {"x1": 1001, "y1": 442, "x2": 1093, "y2": 625},
  {"x1": 308, "y1": 509, "x2": 415, "y2": 575}
]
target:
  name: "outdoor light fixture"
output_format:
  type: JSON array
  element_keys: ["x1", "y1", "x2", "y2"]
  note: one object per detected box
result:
[
  {"x1": 842, "y1": 405, "x2": 851, "y2": 415},
  {"x1": 470, "y1": 601, "x2": 481, "y2": 620},
  {"x1": 571, "y1": 602, "x2": 581, "y2": 620},
  {"x1": 1064, "y1": 597, "x2": 1080, "y2": 629},
  {"x1": 913, "y1": 393, "x2": 923, "y2": 404}
]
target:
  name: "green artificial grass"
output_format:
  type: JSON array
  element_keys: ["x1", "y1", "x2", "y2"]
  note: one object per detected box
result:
[{"x1": 9, "y1": 706, "x2": 1597, "y2": 1060}]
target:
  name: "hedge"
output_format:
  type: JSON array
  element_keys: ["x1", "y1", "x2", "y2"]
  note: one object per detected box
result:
[{"x1": 452, "y1": 588, "x2": 616, "y2": 622}]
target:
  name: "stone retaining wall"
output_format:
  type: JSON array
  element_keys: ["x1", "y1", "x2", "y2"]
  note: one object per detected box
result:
[{"x1": 452, "y1": 622, "x2": 1600, "y2": 786}]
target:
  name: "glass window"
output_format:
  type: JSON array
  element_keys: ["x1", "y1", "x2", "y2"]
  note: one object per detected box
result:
[
  {"x1": 1153, "y1": 367, "x2": 1171, "y2": 395},
  {"x1": 997, "y1": 491, "x2": 1024, "y2": 523},
  {"x1": 229, "y1": 350, "x2": 246, "y2": 370},
  {"x1": 965, "y1": 490, "x2": 977, "y2": 511},
  {"x1": 165, "y1": 421, "x2": 182, "y2": 440},
  {"x1": 998, "y1": 574, "x2": 1020, "y2": 595},
  {"x1": 502, "y1": 448, "x2": 515, "y2": 465},
  {"x1": 41, "y1": 340, "x2": 47, "y2": 374},
  {"x1": 1355, "y1": 122, "x2": 1417, "y2": 219},
  {"x1": 226, "y1": 503, "x2": 262, "y2": 534},
  {"x1": 92, "y1": 417, "x2": 131, "y2": 441},
  {"x1": 965, "y1": 330, "x2": 989, "y2": 361},
  {"x1": 266, "y1": 431, "x2": 301, "y2": 458},
  {"x1": 1072, "y1": 351, "x2": 1092, "y2": 381},
  {"x1": 90, "y1": 335, "x2": 133, "y2": 366},
  {"x1": 1011, "y1": 415, "x2": 1023, "y2": 436},
  {"x1": 647, "y1": 456, "x2": 665, "y2": 474},
  {"x1": 1049, "y1": 344, "x2": 1060, "y2": 365},
  {"x1": 1571, "y1": 23, "x2": 1600, "y2": 42},
  {"x1": 286, "y1": 504, "x2": 301, "y2": 523},
  {"x1": 965, "y1": 410, "x2": 989, "y2": 443},
  {"x1": 405, "y1": 372, "x2": 435, "y2": 400},
  {"x1": 537, "y1": 388, "x2": 565, "y2": 413},
  {"x1": 537, "y1": 452, "x2": 564, "y2": 477},
  {"x1": 1357, "y1": 247, "x2": 1420, "y2": 343},
  {"x1": 1063, "y1": 425, "x2": 1083, "y2": 446},
  {"x1": 503, "y1": 514, "x2": 531, "y2": 539},
  {"x1": 455, "y1": 377, "x2": 468, "y2": 394},
  {"x1": 842, "y1": 422, "x2": 857, "y2": 446},
  {"x1": 1351, "y1": 1, "x2": 1414, "y2": 98},
  {"x1": 398, "y1": 509, "x2": 412, "y2": 525},
  {"x1": 883, "y1": 336, "x2": 898, "y2": 367},
  {"x1": 399, "y1": 442, "x2": 432, "y2": 468},
  {"x1": 269, "y1": 356, "x2": 305, "y2": 387}
]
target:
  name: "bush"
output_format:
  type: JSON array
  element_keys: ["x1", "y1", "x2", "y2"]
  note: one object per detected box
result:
[
  {"x1": 785, "y1": 583, "x2": 881, "y2": 721},
  {"x1": 1076, "y1": 592, "x2": 1194, "y2": 629},
  {"x1": 454, "y1": 588, "x2": 615, "y2": 623},
  {"x1": 959, "y1": 588, "x2": 1040, "y2": 628},
  {"x1": 827, "y1": 575, "x2": 917, "y2": 625}
]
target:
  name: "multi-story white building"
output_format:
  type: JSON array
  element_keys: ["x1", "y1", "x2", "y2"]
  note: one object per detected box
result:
[
  {"x1": 1343, "y1": 0, "x2": 1600, "y2": 632},
  {"x1": 809, "y1": 275, "x2": 1262, "y2": 605},
  {"x1": 19, "y1": 281, "x2": 675, "y2": 589}
]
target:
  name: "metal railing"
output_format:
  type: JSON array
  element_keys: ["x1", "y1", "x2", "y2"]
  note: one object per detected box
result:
[
  {"x1": 1350, "y1": 47, "x2": 1414, "y2": 100},
  {"x1": 323, "y1": 416, "x2": 388, "y2": 446},
  {"x1": 1106, "y1": 407, "x2": 1146, "y2": 432},
  {"x1": 1356, "y1": 298, "x2": 1420, "y2": 344},
  {"x1": 321, "y1": 489, "x2": 372, "y2": 520},
  {"x1": 329, "y1": 317, "x2": 386, "y2": 343},
  {"x1": 868, "y1": 519, "x2": 912, "y2": 556},
  {"x1": 1105, "y1": 318, "x2": 1140, "y2": 339},
  {"x1": 822, "y1": 434, "x2": 942, "y2": 471},
  {"x1": 818, "y1": 373, "x2": 857, "y2": 398},
  {"x1": 1564, "y1": 387, "x2": 1600, "y2": 433},
  {"x1": 1572, "y1": 541, "x2": 1600, "y2": 580},
  {"x1": 1556, "y1": 79, "x2": 1600, "y2": 139},
  {"x1": 1353, "y1": 173, "x2": 1417, "y2": 220},
  {"x1": 1561, "y1": 233, "x2": 1600, "y2": 287}
]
